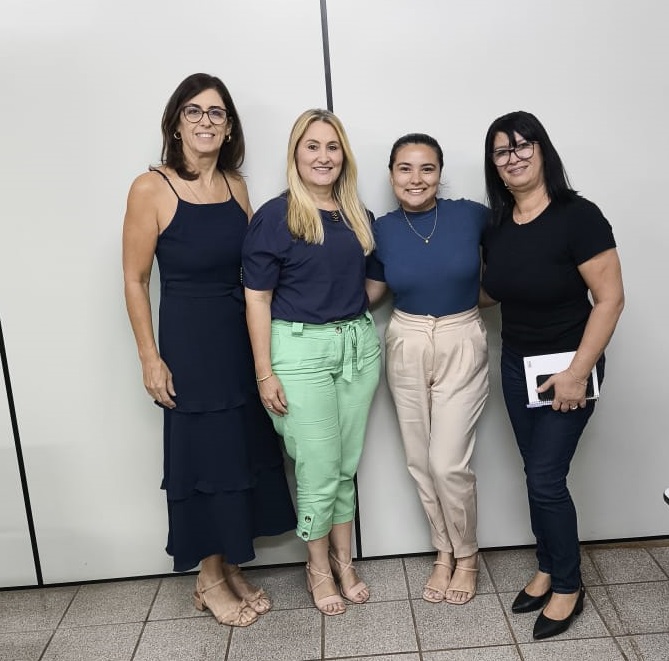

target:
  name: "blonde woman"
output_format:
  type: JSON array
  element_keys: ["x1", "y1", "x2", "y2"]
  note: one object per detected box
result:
[{"x1": 243, "y1": 109, "x2": 381, "y2": 616}]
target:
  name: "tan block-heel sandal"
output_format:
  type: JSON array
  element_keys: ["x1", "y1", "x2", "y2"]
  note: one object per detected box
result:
[
  {"x1": 224, "y1": 564, "x2": 272, "y2": 614},
  {"x1": 445, "y1": 563, "x2": 479, "y2": 605},
  {"x1": 193, "y1": 577, "x2": 259, "y2": 626},
  {"x1": 305, "y1": 563, "x2": 346, "y2": 616},
  {"x1": 422, "y1": 560, "x2": 453, "y2": 603},
  {"x1": 328, "y1": 552, "x2": 369, "y2": 604}
]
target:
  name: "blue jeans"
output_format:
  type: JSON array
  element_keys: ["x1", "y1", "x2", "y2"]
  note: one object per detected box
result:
[{"x1": 501, "y1": 345, "x2": 604, "y2": 593}]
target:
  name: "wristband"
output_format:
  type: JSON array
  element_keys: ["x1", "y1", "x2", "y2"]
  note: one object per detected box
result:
[{"x1": 256, "y1": 373, "x2": 274, "y2": 383}]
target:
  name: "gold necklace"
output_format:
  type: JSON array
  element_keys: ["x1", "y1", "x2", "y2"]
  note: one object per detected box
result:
[
  {"x1": 401, "y1": 203, "x2": 438, "y2": 244},
  {"x1": 182, "y1": 179, "x2": 206, "y2": 203},
  {"x1": 182, "y1": 175, "x2": 224, "y2": 204}
]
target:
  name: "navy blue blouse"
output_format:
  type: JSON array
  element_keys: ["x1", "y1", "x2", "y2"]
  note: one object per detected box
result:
[{"x1": 242, "y1": 195, "x2": 370, "y2": 324}]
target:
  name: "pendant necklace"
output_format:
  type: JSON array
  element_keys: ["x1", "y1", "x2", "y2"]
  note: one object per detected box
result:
[
  {"x1": 326, "y1": 206, "x2": 350, "y2": 228},
  {"x1": 183, "y1": 174, "x2": 223, "y2": 204},
  {"x1": 183, "y1": 178, "x2": 205, "y2": 203},
  {"x1": 401, "y1": 203, "x2": 438, "y2": 244}
]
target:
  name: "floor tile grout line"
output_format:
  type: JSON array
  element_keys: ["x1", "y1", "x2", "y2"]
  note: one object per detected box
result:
[
  {"x1": 646, "y1": 546, "x2": 669, "y2": 580},
  {"x1": 481, "y1": 550, "x2": 533, "y2": 660},
  {"x1": 584, "y1": 546, "x2": 643, "y2": 661},
  {"x1": 223, "y1": 618, "x2": 233, "y2": 661},
  {"x1": 481, "y1": 553, "x2": 526, "y2": 660},
  {"x1": 129, "y1": 577, "x2": 163, "y2": 661},
  {"x1": 54, "y1": 583, "x2": 80, "y2": 629},
  {"x1": 400, "y1": 558, "x2": 424, "y2": 661},
  {"x1": 8, "y1": 543, "x2": 669, "y2": 660},
  {"x1": 37, "y1": 629, "x2": 57, "y2": 661},
  {"x1": 320, "y1": 605, "x2": 325, "y2": 661}
]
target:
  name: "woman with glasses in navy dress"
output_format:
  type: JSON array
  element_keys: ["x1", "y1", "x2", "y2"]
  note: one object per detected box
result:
[{"x1": 123, "y1": 73, "x2": 295, "y2": 628}]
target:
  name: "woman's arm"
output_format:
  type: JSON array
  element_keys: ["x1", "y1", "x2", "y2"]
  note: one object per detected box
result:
[
  {"x1": 365, "y1": 278, "x2": 388, "y2": 309},
  {"x1": 122, "y1": 175, "x2": 176, "y2": 408},
  {"x1": 244, "y1": 287, "x2": 288, "y2": 416},
  {"x1": 570, "y1": 247, "x2": 625, "y2": 376},
  {"x1": 540, "y1": 248, "x2": 624, "y2": 410},
  {"x1": 478, "y1": 286, "x2": 498, "y2": 308}
]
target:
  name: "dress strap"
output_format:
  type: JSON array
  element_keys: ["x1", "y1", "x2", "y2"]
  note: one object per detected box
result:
[
  {"x1": 221, "y1": 171, "x2": 236, "y2": 204},
  {"x1": 149, "y1": 166, "x2": 180, "y2": 199}
]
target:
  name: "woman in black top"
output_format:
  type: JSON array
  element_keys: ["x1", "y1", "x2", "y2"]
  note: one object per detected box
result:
[{"x1": 481, "y1": 111, "x2": 624, "y2": 640}]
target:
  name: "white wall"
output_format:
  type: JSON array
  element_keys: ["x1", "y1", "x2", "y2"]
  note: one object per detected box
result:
[
  {"x1": 0, "y1": 0, "x2": 667, "y2": 585},
  {"x1": 0, "y1": 349, "x2": 37, "y2": 587},
  {"x1": 329, "y1": 0, "x2": 669, "y2": 553},
  {"x1": 0, "y1": 0, "x2": 324, "y2": 584}
]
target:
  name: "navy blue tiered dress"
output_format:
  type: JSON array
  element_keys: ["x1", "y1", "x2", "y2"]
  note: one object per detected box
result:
[{"x1": 153, "y1": 170, "x2": 296, "y2": 572}]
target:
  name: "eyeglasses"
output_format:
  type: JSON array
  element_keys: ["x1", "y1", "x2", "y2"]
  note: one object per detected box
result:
[
  {"x1": 491, "y1": 141, "x2": 537, "y2": 166},
  {"x1": 181, "y1": 105, "x2": 229, "y2": 125}
]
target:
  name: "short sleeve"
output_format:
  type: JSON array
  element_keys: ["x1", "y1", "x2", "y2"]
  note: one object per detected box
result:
[
  {"x1": 366, "y1": 251, "x2": 385, "y2": 281},
  {"x1": 474, "y1": 202, "x2": 492, "y2": 237},
  {"x1": 568, "y1": 198, "x2": 617, "y2": 265},
  {"x1": 241, "y1": 198, "x2": 287, "y2": 291}
]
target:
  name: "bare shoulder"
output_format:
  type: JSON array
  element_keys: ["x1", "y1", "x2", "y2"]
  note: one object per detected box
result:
[
  {"x1": 128, "y1": 169, "x2": 166, "y2": 201},
  {"x1": 225, "y1": 171, "x2": 252, "y2": 218},
  {"x1": 225, "y1": 170, "x2": 249, "y2": 197}
]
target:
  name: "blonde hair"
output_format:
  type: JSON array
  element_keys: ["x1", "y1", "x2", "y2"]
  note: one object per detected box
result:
[{"x1": 285, "y1": 109, "x2": 374, "y2": 254}]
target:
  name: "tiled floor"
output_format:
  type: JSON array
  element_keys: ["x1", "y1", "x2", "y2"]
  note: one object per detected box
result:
[{"x1": 2, "y1": 541, "x2": 669, "y2": 661}]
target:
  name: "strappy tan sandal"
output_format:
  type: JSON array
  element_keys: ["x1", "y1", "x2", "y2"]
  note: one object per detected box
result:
[
  {"x1": 193, "y1": 576, "x2": 259, "y2": 626},
  {"x1": 305, "y1": 563, "x2": 346, "y2": 616},
  {"x1": 224, "y1": 564, "x2": 272, "y2": 614},
  {"x1": 445, "y1": 561, "x2": 479, "y2": 605},
  {"x1": 328, "y1": 551, "x2": 369, "y2": 604},
  {"x1": 422, "y1": 560, "x2": 453, "y2": 603}
]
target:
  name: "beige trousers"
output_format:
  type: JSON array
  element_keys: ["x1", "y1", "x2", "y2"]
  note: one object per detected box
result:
[{"x1": 385, "y1": 307, "x2": 489, "y2": 558}]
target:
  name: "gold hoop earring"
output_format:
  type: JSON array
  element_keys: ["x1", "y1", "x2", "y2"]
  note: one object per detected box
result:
[{"x1": 173, "y1": 131, "x2": 181, "y2": 140}]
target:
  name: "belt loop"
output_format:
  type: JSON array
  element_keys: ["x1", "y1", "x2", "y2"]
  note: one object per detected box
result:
[{"x1": 291, "y1": 322, "x2": 304, "y2": 335}]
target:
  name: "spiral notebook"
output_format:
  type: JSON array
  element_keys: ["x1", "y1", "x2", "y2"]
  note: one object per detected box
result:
[{"x1": 523, "y1": 351, "x2": 599, "y2": 408}]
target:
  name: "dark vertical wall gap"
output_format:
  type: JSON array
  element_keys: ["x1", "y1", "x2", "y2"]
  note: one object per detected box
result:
[
  {"x1": 320, "y1": 0, "x2": 334, "y2": 111},
  {"x1": 0, "y1": 319, "x2": 43, "y2": 584},
  {"x1": 320, "y1": 0, "x2": 363, "y2": 559}
]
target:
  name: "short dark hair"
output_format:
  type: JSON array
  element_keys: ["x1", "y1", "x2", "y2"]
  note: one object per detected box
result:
[
  {"x1": 160, "y1": 73, "x2": 245, "y2": 180},
  {"x1": 484, "y1": 111, "x2": 577, "y2": 225},
  {"x1": 388, "y1": 133, "x2": 444, "y2": 171}
]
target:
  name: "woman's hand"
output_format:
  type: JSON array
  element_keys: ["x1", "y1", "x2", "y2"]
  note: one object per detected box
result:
[
  {"x1": 258, "y1": 374, "x2": 288, "y2": 416},
  {"x1": 537, "y1": 370, "x2": 586, "y2": 412},
  {"x1": 142, "y1": 356, "x2": 176, "y2": 408}
]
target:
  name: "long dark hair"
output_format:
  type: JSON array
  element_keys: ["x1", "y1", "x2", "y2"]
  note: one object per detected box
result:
[
  {"x1": 484, "y1": 111, "x2": 577, "y2": 225},
  {"x1": 160, "y1": 73, "x2": 245, "y2": 180},
  {"x1": 388, "y1": 133, "x2": 444, "y2": 172}
]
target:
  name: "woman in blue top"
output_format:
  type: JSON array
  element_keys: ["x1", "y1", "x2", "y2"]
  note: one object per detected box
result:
[
  {"x1": 243, "y1": 109, "x2": 381, "y2": 616},
  {"x1": 481, "y1": 111, "x2": 624, "y2": 639},
  {"x1": 366, "y1": 134, "x2": 489, "y2": 606}
]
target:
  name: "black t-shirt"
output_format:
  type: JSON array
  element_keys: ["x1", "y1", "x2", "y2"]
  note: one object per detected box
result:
[{"x1": 482, "y1": 196, "x2": 616, "y2": 355}]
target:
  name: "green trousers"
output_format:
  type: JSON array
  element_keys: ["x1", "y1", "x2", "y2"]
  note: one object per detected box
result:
[{"x1": 269, "y1": 312, "x2": 381, "y2": 541}]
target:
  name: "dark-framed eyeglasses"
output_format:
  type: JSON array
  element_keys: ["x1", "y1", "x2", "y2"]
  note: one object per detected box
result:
[
  {"x1": 491, "y1": 141, "x2": 537, "y2": 167},
  {"x1": 181, "y1": 105, "x2": 229, "y2": 125}
]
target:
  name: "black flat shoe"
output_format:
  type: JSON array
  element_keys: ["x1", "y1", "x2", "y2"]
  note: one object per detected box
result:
[
  {"x1": 533, "y1": 586, "x2": 585, "y2": 640},
  {"x1": 511, "y1": 588, "x2": 551, "y2": 614}
]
